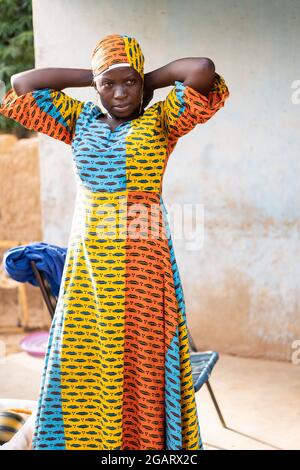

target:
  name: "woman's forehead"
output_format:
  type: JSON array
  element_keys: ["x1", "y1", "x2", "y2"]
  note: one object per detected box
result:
[{"x1": 100, "y1": 66, "x2": 138, "y2": 80}]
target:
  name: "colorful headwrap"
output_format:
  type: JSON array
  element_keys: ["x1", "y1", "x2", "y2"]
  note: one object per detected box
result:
[{"x1": 91, "y1": 34, "x2": 145, "y2": 82}]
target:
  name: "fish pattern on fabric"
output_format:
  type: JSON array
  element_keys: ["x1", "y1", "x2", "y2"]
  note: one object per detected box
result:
[
  {"x1": 0, "y1": 72, "x2": 229, "y2": 450},
  {"x1": 91, "y1": 33, "x2": 145, "y2": 80}
]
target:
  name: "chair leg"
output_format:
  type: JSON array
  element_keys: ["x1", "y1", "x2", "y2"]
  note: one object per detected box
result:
[
  {"x1": 206, "y1": 380, "x2": 227, "y2": 427},
  {"x1": 205, "y1": 379, "x2": 282, "y2": 450}
]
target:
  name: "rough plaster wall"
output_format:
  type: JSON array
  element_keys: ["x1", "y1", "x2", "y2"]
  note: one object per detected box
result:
[
  {"x1": 31, "y1": 0, "x2": 300, "y2": 361},
  {"x1": 0, "y1": 135, "x2": 50, "y2": 330}
]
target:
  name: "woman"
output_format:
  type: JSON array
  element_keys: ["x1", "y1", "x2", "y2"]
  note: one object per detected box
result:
[{"x1": 0, "y1": 34, "x2": 229, "y2": 450}]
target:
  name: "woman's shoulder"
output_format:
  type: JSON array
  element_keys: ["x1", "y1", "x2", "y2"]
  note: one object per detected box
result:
[
  {"x1": 81, "y1": 100, "x2": 101, "y2": 116},
  {"x1": 140, "y1": 101, "x2": 165, "y2": 125},
  {"x1": 73, "y1": 100, "x2": 105, "y2": 128},
  {"x1": 145, "y1": 100, "x2": 163, "y2": 114}
]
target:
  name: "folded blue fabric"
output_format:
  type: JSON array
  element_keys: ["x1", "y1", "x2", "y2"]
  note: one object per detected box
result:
[{"x1": 3, "y1": 242, "x2": 67, "y2": 297}]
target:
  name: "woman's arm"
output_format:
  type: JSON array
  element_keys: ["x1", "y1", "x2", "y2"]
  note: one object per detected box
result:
[
  {"x1": 11, "y1": 67, "x2": 94, "y2": 96},
  {"x1": 144, "y1": 57, "x2": 216, "y2": 98}
]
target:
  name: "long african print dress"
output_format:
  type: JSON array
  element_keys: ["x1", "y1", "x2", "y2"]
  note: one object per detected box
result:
[{"x1": 0, "y1": 73, "x2": 229, "y2": 450}]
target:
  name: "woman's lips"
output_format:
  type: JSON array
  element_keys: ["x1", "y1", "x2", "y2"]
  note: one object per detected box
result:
[{"x1": 113, "y1": 104, "x2": 131, "y2": 111}]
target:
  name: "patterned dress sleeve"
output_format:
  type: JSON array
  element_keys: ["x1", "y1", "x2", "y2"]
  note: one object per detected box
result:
[
  {"x1": 0, "y1": 87, "x2": 85, "y2": 145},
  {"x1": 160, "y1": 72, "x2": 230, "y2": 148}
]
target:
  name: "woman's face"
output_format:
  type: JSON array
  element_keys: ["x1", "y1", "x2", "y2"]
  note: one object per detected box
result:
[{"x1": 93, "y1": 66, "x2": 143, "y2": 119}]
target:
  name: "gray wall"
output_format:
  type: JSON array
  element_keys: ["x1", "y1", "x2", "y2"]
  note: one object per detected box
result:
[{"x1": 32, "y1": 0, "x2": 300, "y2": 361}]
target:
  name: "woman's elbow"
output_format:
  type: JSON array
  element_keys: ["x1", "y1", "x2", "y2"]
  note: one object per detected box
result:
[
  {"x1": 11, "y1": 75, "x2": 29, "y2": 96},
  {"x1": 198, "y1": 58, "x2": 215, "y2": 74}
]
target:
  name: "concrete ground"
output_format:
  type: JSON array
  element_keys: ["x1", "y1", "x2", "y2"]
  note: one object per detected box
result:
[{"x1": 0, "y1": 351, "x2": 299, "y2": 450}]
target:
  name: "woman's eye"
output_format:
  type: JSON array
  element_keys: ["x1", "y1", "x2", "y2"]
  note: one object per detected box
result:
[{"x1": 101, "y1": 80, "x2": 135, "y2": 87}]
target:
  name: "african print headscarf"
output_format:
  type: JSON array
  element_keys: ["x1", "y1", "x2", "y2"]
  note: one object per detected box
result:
[{"x1": 91, "y1": 34, "x2": 145, "y2": 81}]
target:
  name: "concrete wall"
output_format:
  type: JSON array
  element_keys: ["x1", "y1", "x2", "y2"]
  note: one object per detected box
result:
[{"x1": 31, "y1": 0, "x2": 300, "y2": 361}]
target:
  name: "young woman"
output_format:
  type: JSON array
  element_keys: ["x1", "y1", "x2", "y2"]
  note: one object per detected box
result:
[{"x1": 0, "y1": 33, "x2": 230, "y2": 450}]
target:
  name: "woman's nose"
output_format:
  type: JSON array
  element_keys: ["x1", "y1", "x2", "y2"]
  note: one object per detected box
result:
[{"x1": 114, "y1": 86, "x2": 127, "y2": 98}]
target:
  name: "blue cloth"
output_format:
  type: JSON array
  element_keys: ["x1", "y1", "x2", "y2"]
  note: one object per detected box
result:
[{"x1": 3, "y1": 242, "x2": 67, "y2": 297}]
